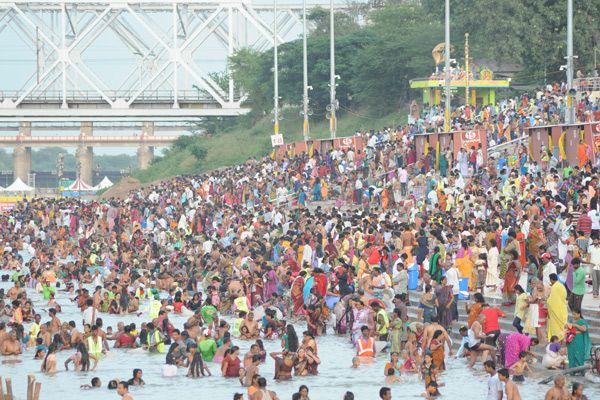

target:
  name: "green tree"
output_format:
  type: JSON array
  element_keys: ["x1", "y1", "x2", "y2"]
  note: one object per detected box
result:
[
  {"x1": 421, "y1": 0, "x2": 600, "y2": 85},
  {"x1": 308, "y1": 7, "x2": 360, "y2": 36},
  {"x1": 229, "y1": 48, "x2": 274, "y2": 115},
  {"x1": 351, "y1": 5, "x2": 443, "y2": 113}
]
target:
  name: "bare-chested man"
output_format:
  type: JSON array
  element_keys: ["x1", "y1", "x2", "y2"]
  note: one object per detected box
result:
[
  {"x1": 544, "y1": 375, "x2": 570, "y2": 400},
  {"x1": 7, "y1": 281, "x2": 22, "y2": 301},
  {"x1": 39, "y1": 324, "x2": 52, "y2": 347},
  {"x1": 0, "y1": 322, "x2": 8, "y2": 350},
  {"x1": 69, "y1": 321, "x2": 82, "y2": 346},
  {"x1": 421, "y1": 315, "x2": 453, "y2": 356},
  {"x1": 498, "y1": 368, "x2": 521, "y2": 400},
  {"x1": 0, "y1": 330, "x2": 22, "y2": 355},
  {"x1": 240, "y1": 311, "x2": 259, "y2": 339},
  {"x1": 244, "y1": 344, "x2": 261, "y2": 368},
  {"x1": 48, "y1": 308, "x2": 61, "y2": 334}
]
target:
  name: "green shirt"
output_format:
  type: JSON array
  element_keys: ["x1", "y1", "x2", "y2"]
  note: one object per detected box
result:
[
  {"x1": 572, "y1": 266, "x2": 586, "y2": 296},
  {"x1": 198, "y1": 338, "x2": 217, "y2": 362},
  {"x1": 201, "y1": 305, "x2": 218, "y2": 324},
  {"x1": 42, "y1": 285, "x2": 56, "y2": 301}
]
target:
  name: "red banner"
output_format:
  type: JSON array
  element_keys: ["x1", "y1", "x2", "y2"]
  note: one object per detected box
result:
[{"x1": 461, "y1": 129, "x2": 482, "y2": 150}]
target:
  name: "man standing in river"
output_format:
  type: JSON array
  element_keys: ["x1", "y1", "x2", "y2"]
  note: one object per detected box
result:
[
  {"x1": 484, "y1": 360, "x2": 503, "y2": 400},
  {"x1": 498, "y1": 368, "x2": 520, "y2": 400},
  {"x1": 544, "y1": 375, "x2": 570, "y2": 400}
]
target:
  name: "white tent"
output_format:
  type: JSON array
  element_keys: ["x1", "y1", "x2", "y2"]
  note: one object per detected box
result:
[
  {"x1": 94, "y1": 176, "x2": 113, "y2": 190},
  {"x1": 67, "y1": 178, "x2": 94, "y2": 191},
  {"x1": 3, "y1": 177, "x2": 34, "y2": 192}
]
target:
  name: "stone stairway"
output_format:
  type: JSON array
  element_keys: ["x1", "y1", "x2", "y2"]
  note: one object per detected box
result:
[{"x1": 404, "y1": 290, "x2": 600, "y2": 360}]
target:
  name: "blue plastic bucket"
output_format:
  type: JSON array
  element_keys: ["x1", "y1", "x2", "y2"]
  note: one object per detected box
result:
[
  {"x1": 408, "y1": 267, "x2": 419, "y2": 290},
  {"x1": 458, "y1": 278, "x2": 470, "y2": 300}
]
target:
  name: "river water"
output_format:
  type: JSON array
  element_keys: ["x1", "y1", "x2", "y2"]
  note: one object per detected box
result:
[{"x1": 1, "y1": 274, "x2": 598, "y2": 400}]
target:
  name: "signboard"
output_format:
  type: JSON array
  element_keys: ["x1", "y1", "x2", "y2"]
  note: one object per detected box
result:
[
  {"x1": 461, "y1": 130, "x2": 481, "y2": 150},
  {"x1": 333, "y1": 136, "x2": 364, "y2": 151},
  {"x1": 0, "y1": 202, "x2": 15, "y2": 211},
  {"x1": 270, "y1": 134, "x2": 284, "y2": 147}
]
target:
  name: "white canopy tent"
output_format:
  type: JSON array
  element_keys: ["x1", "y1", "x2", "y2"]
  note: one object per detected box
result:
[
  {"x1": 94, "y1": 176, "x2": 113, "y2": 190},
  {"x1": 67, "y1": 178, "x2": 94, "y2": 191},
  {"x1": 2, "y1": 177, "x2": 34, "y2": 192}
]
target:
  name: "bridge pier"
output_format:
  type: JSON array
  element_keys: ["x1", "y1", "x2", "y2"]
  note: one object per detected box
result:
[
  {"x1": 77, "y1": 122, "x2": 94, "y2": 185},
  {"x1": 138, "y1": 122, "x2": 155, "y2": 170},
  {"x1": 13, "y1": 145, "x2": 31, "y2": 183},
  {"x1": 76, "y1": 146, "x2": 94, "y2": 185},
  {"x1": 137, "y1": 145, "x2": 154, "y2": 169},
  {"x1": 13, "y1": 122, "x2": 32, "y2": 182}
]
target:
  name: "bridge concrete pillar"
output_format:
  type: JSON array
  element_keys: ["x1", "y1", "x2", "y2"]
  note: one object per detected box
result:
[
  {"x1": 77, "y1": 122, "x2": 93, "y2": 185},
  {"x1": 13, "y1": 145, "x2": 31, "y2": 183},
  {"x1": 137, "y1": 145, "x2": 154, "y2": 170},
  {"x1": 13, "y1": 122, "x2": 32, "y2": 182},
  {"x1": 76, "y1": 146, "x2": 93, "y2": 185},
  {"x1": 138, "y1": 121, "x2": 154, "y2": 170}
]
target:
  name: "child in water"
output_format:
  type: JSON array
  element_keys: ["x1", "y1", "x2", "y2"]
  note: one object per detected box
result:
[
  {"x1": 385, "y1": 368, "x2": 402, "y2": 384},
  {"x1": 351, "y1": 357, "x2": 360, "y2": 368},
  {"x1": 421, "y1": 352, "x2": 442, "y2": 398},
  {"x1": 81, "y1": 377, "x2": 102, "y2": 389},
  {"x1": 187, "y1": 344, "x2": 211, "y2": 378},
  {"x1": 510, "y1": 351, "x2": 532, "y2": 382}
]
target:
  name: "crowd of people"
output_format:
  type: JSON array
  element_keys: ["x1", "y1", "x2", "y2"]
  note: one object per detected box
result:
[
  {"x1": 410, "y1": 81, "x2": 600, "y2": 145},
  {"x1": 0, "y1": 87, "x2": 599, "y2": 399}
]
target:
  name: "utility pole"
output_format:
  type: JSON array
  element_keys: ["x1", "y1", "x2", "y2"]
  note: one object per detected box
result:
[
  {"x1": 444, "y1": 0, "x2": 451, "y2": 132},
  {"x1": 273, "y1": 0, "x2": 280, "y2": 135},
  {"x1": 36, "y1": 27, "x2": 40, "y2": 84},
  {"x1": 565, "y1": 0, "x2": 575, "y2": 124},
  {"x1": 329, "y1": 0, "x2": 337, "y2": 139},
  {"x1": 302, "y1": 0, "x2": 309, "y2": 141},
  {"x1": 465, "y1": 33, "x2": 469, "y2": 108}
]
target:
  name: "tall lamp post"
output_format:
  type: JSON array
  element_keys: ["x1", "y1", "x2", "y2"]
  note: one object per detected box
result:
[
  {"x1": 301, "y1": 0, "x2": 310, "y2": 141},
  {"x1": 273, "y1": 0, "x2": 280, "y2": 135},
  {"x1": 565, "y1": 0, "x2": 575, "y2": 124},
  {"x1": 444, "y1": 0, "x2": 451, "y2": 132},
  {"x1": 328, "y1": 0, "x2": 337, "y2": 139}
]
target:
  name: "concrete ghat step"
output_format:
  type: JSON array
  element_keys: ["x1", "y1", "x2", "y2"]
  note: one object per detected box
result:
[
  {"x1": 404, "y1": 306, "x2": 600, "y2": 348},
  {"x1": 406, "y1": 290, "x2": 600, "y2": 327}
]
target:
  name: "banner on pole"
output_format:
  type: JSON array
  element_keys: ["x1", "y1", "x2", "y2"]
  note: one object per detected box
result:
[{"x1": 270, "y1": 134, "x2": 284, "y2": 147}]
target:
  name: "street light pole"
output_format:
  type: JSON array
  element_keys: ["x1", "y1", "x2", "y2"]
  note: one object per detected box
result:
[
  {"x1": 302, "y1": 0, "x2": 309, "y2": 141},
  {"x1": 566, "y1": 0, "x2": 575, "y2": 124},
  {"x1": 273, "y1": 0, "x2": 280, "y2": 135},
  {"x1": 329, "y1": 0, "x2": 337, "y2": 139},
  {"x1": 465, "y1": 32, "x2": 469, "y2": 108},
  {"x1": 444, "y1": 0, "x2": 451, "y2": 132}
]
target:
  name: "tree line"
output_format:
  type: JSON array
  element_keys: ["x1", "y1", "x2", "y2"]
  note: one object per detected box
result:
[{"x1": 229, "y1": 2, "x2": 599, "y2": 122}]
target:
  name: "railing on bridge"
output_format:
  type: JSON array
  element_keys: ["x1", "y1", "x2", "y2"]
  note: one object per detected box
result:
[
  {"x1": 0, "y1": 90, "x2": 236, "y2": 104},
  {"x1": 0, "y1": 135, "x2": 178, "y2": 144}
]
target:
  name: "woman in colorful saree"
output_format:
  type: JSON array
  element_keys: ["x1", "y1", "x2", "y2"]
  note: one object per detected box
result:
[
  {"x1": 566, "y1": 309, "x2": 591, "y2": 368},
  {"x1": 546, "y1": 273, "x2": 568, "y2": 341}
]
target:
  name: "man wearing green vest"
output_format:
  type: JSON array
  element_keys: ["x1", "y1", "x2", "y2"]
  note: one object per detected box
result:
[
  {"x1": 372, "y1": 302, "x2": 389, "y2": 341},
  {"x1": 87, "y1": 325, "x2": 105, "y2": 369},
  {"x1": 148, "y1": 295, "x2": 162, "y2": 319},
  {"x1": 146, "y1": 322, "x2": 165, "y2": 353}
]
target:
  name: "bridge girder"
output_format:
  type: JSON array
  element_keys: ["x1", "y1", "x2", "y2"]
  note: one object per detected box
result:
[{"x1": 0, "y1": 0, "x2": 346, "y2": 122}]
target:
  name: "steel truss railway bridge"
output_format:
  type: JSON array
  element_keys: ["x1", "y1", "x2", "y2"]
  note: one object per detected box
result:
[{"x1": 0, "y1": 0, "x2": 348, "y2": 183}]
